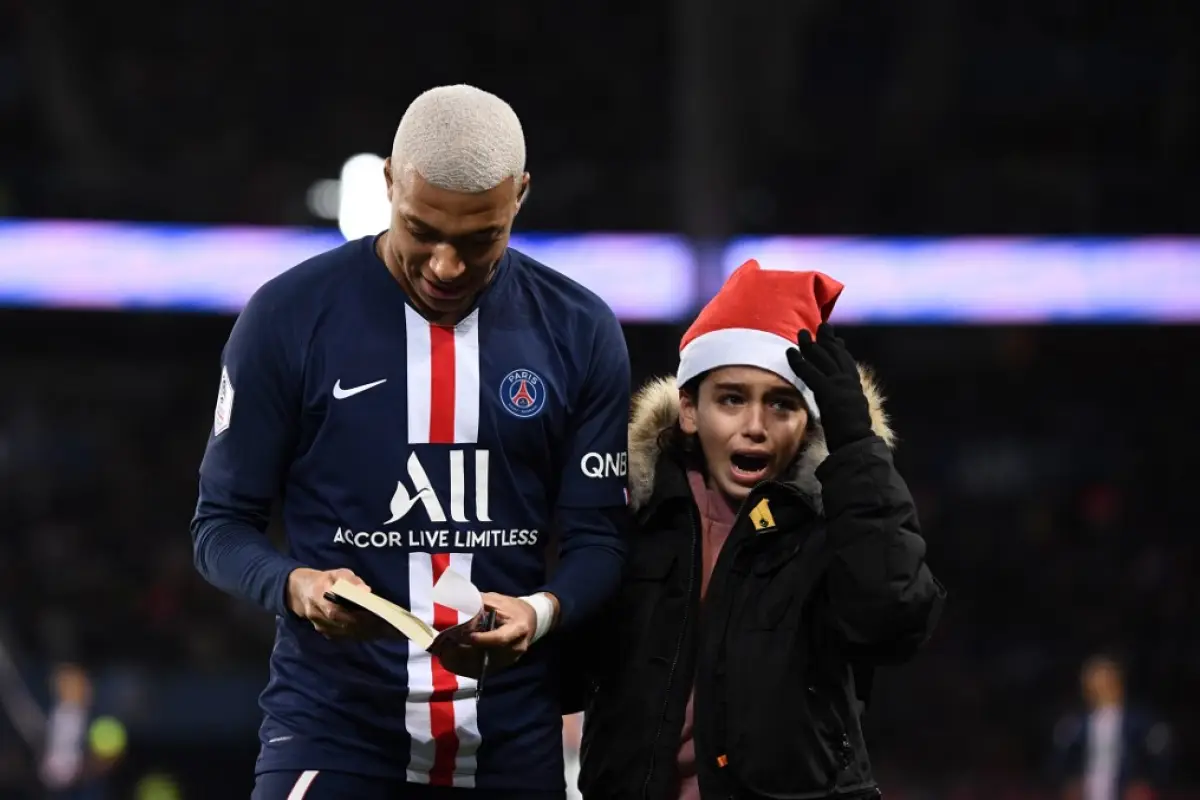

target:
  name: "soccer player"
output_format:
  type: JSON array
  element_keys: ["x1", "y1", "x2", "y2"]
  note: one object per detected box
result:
[{"x1": 190, "y1": 85, "x2": 631, "y2": 800}]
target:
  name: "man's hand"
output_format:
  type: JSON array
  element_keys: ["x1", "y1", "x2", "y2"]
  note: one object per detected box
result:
[
  {"x1": 286, "y1": 567, "x2": 390, "y2": 640},
  {"x1": 469, "y1": 592, "x2": 559, "y2": 670}
]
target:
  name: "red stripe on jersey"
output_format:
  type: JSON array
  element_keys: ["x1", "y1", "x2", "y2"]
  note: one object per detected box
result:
[
  {"x1": 429, "y1": 552, "x2": 459, "y2": 786},
  {"x1": 429, "y1": 326, "x2": 456, "y2": 444}
]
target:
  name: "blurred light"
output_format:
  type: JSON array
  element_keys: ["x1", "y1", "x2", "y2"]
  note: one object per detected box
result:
[
  {"x1": 4, "y1": 220, "x2": 1199, "y2": 323},
  {"x1": 511, "y1": 233, "x2": 695, "y2": 322},
  {"x1": 1147, "y1": 723, "x2": 1171, "y2": 755},
  {"x1": 337, "y1": 153, "x2": 389, "y2": 240},
  {"x1": 306, "y1": 179, "x2": 340, "y2": 220},
  {"x1": 0, "y1": 219, "x2": 695, "y2": 321},
  {"x1": 88, "y1": 715, "x2": 127, "y2": 758},
  {"x1": 724, "y1": 236, "x2": 1200, "y2": 323},
  {"x1": 135, "y1": 773, "x2": 182, "y2": 800}
]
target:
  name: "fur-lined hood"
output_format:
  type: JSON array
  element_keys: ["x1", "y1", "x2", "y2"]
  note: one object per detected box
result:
[{"x1": 627, "y1": 366, "x2": 895, "y2": 512}]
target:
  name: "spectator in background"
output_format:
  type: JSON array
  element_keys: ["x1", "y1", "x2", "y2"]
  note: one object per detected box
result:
[
  {"x1": 563, "y1": 713, "x2": 582, "y2": 800},
  {"x1": 1053, "y1": 654, "x2": 1171, "y2": 800},
  {"x1": 39, "y1": 663, "x2": 120, "y2": 800}
]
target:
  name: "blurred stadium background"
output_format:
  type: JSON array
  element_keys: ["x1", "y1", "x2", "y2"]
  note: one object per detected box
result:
[{"x1": 1, "y1": 1, "x2": 1198, "y2": 798}]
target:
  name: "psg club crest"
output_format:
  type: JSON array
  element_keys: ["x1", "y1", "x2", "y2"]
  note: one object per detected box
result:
[{"x1": 499, "y1": 368, "x2": 546, "y2": 419}]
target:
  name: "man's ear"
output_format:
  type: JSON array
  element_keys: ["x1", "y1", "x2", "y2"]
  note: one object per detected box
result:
[
  {"x1": 383, "y1": 157, "x2": 395, "y2": 201},
  {"x1": 678, "y1": 387, "x2": 699, "y2": 434},
  {"x1": 515, "y1": 173, "x2": 531, "y2": 213}
]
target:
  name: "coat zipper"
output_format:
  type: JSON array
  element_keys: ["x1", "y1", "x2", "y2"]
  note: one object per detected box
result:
[
  {"x1": 807, "y1": 684, "x2": 852, "y2": 785},
  {"x1": 641, "y1": 503, "x2": 701, "y2": 799},
  {"x1": 694, "y1": 482, "x2": 813, "y2": 794}
]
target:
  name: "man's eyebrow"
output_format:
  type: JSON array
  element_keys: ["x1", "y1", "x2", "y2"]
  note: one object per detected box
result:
[
  {"x1": 401, "y1": 215, "x2": 442, "y2": 237},
  {"x1": 402, "y1": 215, "x2": 503, "y2": 240}
]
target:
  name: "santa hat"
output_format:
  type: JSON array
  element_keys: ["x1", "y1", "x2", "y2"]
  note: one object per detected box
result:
[{"x1": 677, "y1": 259, "x2": 844, "y2": 420}]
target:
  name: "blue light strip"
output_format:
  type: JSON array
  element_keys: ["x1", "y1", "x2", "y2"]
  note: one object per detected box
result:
[
  {"x1": 0, "y1": 219, "x2": 694, "y2": 321},
  {"x1": 3, "y1": 219, "x2": 1200, "y2": 323}
]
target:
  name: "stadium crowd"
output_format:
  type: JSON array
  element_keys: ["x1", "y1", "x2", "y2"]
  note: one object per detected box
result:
[{"x1": 0, "y1": 2, "x2": 1194, "y2": 236}]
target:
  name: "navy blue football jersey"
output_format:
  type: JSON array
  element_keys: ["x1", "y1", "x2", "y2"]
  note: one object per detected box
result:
[{"x1": 192, "y1": 236, "x2": 630, "y2": 791}]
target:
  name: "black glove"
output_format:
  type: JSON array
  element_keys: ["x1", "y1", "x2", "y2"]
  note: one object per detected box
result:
[{"x1": 785, "y1": 323, "x2": 873, "y2": 453}]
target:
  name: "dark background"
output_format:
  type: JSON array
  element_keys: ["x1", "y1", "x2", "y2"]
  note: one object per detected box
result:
[
  {"x1": 1, "y1": 0, "x2": 1198, "y2": 797},
  {"x1": 3, "y1": 1, "x2": 1197, "y2": 235}
]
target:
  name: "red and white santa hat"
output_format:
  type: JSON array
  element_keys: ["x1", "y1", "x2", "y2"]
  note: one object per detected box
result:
[{"x1": 677, "y1": 259, "x2": 845, "y2": 420}]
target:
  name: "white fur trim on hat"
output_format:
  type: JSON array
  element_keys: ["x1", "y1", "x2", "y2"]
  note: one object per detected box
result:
[{"x1": 676, "y1": 327, "x2": 820, "y2": 419}]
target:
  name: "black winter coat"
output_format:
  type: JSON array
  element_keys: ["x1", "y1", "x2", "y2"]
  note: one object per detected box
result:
[{"x1": 577, "y1": 372, "x2": 946, "y2": 800}]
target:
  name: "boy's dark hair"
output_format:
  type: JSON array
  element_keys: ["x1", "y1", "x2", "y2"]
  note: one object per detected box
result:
[{"x1": 656, "y1": 374, "x2": 707, "y2": 473}]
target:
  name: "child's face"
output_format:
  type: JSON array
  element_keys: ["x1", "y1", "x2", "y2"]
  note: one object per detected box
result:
[{"x1": 679, "y1": 366, "x2": 810, "y2": 503}]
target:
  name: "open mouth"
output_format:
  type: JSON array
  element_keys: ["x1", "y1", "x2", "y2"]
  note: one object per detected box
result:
[{"x1": 729, "y1": 452, "x2": 771, "y2": 484}]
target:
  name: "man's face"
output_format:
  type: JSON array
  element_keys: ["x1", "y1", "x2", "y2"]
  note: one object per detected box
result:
[
  {"x1": 382, "y1": 160, "x2": 528, "y2": 323},
  {"x1": 54, "y1": 664, "x2": 92, "y2": 706},
  {"x1": 1082, "y1": 661, "x2": 1123, "y2": 707},
  {"x1": 679, "y1": 366, "x2": 810, "y2": 503}
]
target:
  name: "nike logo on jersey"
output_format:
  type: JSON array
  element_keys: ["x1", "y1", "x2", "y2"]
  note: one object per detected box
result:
[{"x1": 332, "y1": 378, "x2": 388, "y2": 399}]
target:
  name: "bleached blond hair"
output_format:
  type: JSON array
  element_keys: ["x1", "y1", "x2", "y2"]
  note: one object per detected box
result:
[{"x1": 391, "y1": 84, "x2": 526, "y2": 193}]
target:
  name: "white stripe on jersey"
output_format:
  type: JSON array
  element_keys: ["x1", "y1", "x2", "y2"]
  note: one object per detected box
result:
[
  {"x1": 402, "y1": 302, "x2": 485, "y2": 785},
  {"x1": 404, "y1": 305, "x2": 433, "y2": 445},
  {"x1": 453, "y1": 311, "x2": 481, "y2": 445},
  {"x1": 404, "y1": 552, "x2": 481, "y2": 787},
  {"x1": 404, "y1": 306, "x2": 480, "y2": 445},
  {"x1": 286, "y1": 770, "x2": 319, "y2": 799}
]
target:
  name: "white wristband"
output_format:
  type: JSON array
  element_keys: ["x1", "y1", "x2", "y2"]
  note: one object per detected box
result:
[{"x1": 519, "y1": 593, "x2": 556, "y2": 644}]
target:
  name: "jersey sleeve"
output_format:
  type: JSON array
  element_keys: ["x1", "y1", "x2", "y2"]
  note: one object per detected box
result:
[
  {"x1": 555, "y1": 310, "x2": 632, "y2": 509},
  {"x1": 199, "y1": 286, "x2": 301, "y2": 496},
  {"x1": 541, "y1": 309, "x2": 632, "y2": 629},
  {"x1": 191, "y1": 285, "x2": 307, "y2": 616}
]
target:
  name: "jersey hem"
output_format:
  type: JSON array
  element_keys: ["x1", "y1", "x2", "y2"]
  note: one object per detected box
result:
[{"x1": 254, "y1": 753, "x2": 566, "y2": 793}]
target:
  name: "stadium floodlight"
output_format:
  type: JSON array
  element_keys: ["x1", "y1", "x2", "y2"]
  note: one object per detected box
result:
[
  {"x1": 337, "y1": 153, "x2": 390, "y2": 241},
  {"x1": 305, "y1": 180, "x2": 340, "y2": 221}
]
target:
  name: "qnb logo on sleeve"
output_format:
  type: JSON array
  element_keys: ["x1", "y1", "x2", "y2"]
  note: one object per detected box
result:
[{"x1": 580, "y1": 451, "x2": 628, "y2": 479}]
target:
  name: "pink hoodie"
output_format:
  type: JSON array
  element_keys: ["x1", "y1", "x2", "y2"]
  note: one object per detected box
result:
[{"x1": 675, "y1": 469, "x2": 737, "y2": 800}]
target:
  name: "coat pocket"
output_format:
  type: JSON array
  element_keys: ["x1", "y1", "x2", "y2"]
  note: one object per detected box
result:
[{"x1": 741, "y1": 531, "x2": 827, "y2": 631}]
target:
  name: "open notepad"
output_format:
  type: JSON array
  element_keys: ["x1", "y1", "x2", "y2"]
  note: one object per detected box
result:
[{"x1": 324, "y1": 568, "x2": 493, "y2": 653}]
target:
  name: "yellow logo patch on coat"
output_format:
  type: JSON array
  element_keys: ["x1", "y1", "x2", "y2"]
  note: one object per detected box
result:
[{"x1": 749, "y1": 498, "x2": 776, "y2": 531}]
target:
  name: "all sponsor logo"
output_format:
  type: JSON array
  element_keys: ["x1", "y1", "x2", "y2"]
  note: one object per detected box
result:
[
  {"x1": 385, "y1": 451, "x2": 491, "y2": 524},
  {"x1": 332, "y1": 449, "x2": 538, "y2": 549}
]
